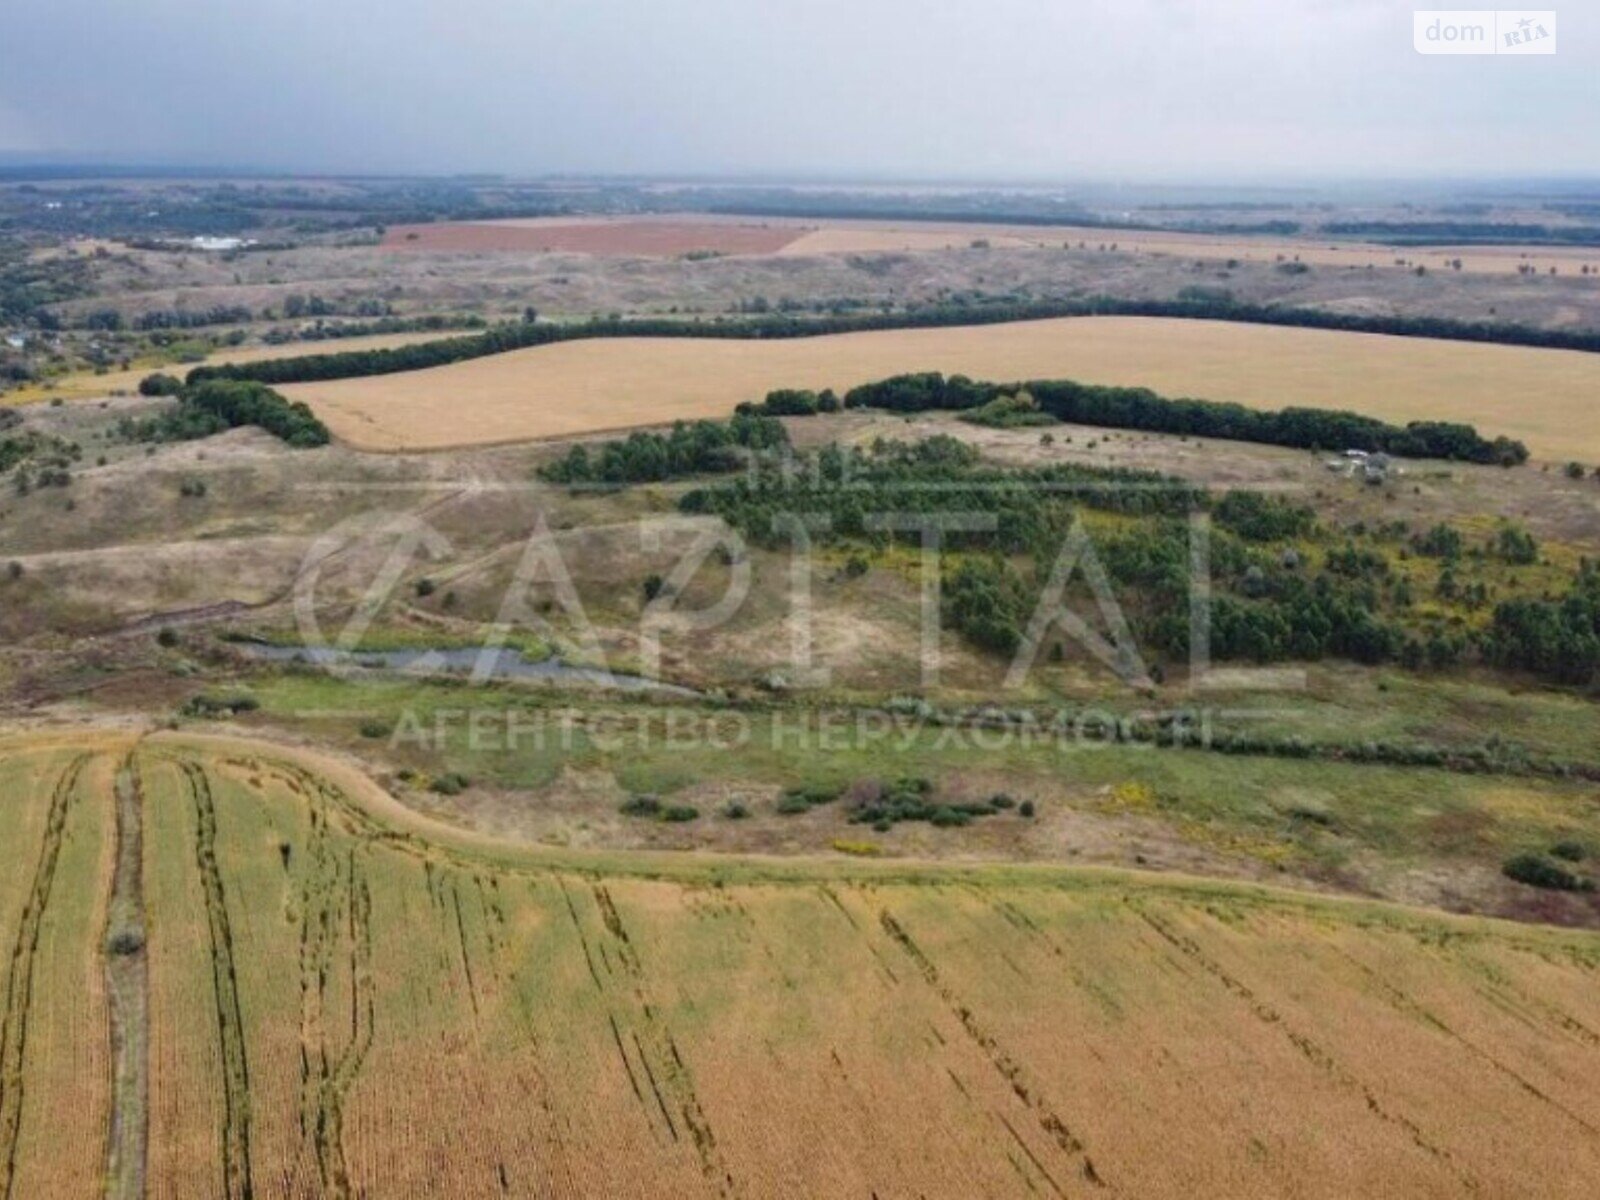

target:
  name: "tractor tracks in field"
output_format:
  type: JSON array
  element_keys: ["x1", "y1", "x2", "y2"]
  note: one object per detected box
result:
[
  {"x1": 295, "y1": 803, "x2": 374, "y2": 1200},
  {"x1": 237, "y1": 757, "x2": 374, "y2": 1200},
  {"x1": 570, "y1": 881, "x2": 740, "y2": 1198},
  {"x1": 1132, "y1": 905, "x2": 1483, "y2": 1195},
  {"x1": 0, "y1": 754, "x2": 89, "y2": 1200},
  {"x1": 876, "y1": 907, "x2": 1110, "y2": 1195},
  {"x1": 104, "y1": 749, "x2": 150, "y2": 1200},
  {"x1": 177, "y1": 760, "x2": 254, "y2": 1200}
]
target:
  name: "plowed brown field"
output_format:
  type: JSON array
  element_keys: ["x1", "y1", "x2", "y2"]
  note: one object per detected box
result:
[{"x1": 382, "y1": 218, "x2": 803, "y2": 256}]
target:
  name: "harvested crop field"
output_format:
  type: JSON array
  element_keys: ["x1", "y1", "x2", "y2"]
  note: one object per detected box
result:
[
  {"x1": 381, "y1": 217, "x2": 804, "y2": 257},
  {"x1": 378, "y1": 212, "x2": 1600, "y2": 276},
  {"x1": 3, "y1": 728, "x2": 1600, "y2": 1197},
  {"x1": 282, "y1": 315, "x2": 1600, "y2": 458},
  {"x1": 775, "y1": 219, "x2": 1600, "y2": 275}
]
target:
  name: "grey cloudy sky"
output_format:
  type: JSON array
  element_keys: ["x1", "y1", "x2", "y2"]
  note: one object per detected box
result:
[{"x1": 0, "y1": 1, "x2": 1592, "y2": 179}]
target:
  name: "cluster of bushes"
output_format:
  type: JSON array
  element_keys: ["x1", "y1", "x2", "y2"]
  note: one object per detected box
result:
[
  {"x1": 842, "y1": 372, "x2": 1527, "y2": 465},
  {"x1": 1485, "y1": 565, "x2": 1600, "y2": 685},
  {"x1": 680, "y1": 436, "x2": 1200, "y2": 552},
  {"x1": 1, "y1": 426, "x2": 80, "y2": 487},
  {"x1": 775, "y1": 782, "x2": 844, "y2": 814},
  {"x1": 540, "y1": 414, "x2": 788, "y2": 484},
  {"x1": 736, "y1": 388, "x2": 841, "y2": 417},
  {"x1": 124, "y1": 378, "x2": 330, "y2": 448},
  {"x1": 1213, "y1": 491, "x2": 1315, "y2": 541},
  {"x1": 618, "y1": 795, "x2": 700, "y2": 822},
  {"x1": 181, "y1": 692, "x2": 260, "y2": 717},
  {"x1": 1495, "y1": 523, "x2": 1539, "y2": 565},
  {"x1": 1503, "y1": 845, "x2": 1595, "y2": 892},
  {"x1": 1412, "y1": 523, "x2": 1464, "y2": 559},
  {"x1": 138, "y1": 372, "x2": 183, "y2": 396},
  {"x1": 844, "y1": 777, "x2": 1028, "y2": 831},
  {"x1": 185, "y1": 296, "x2": 1600, "y2": 391},
  {"x1": 959, "y1": 390, "x2": 1057, "y2": 429},
  {"x1": 426, "y1": 771, "x2": 472, "y2": 796},
  {"x1": 133, "y1": 305, "x2": 253, "y2": 331}
]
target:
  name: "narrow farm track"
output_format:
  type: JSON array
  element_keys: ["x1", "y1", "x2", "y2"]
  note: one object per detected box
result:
[
  {"x1": 294, "y1": 786, "x2": 374, "y2": 1200},
  {"x1": 103, "y1": 751, "x2": 150, "y2": 1200},
  {"x1": 0, "y1": 754, "x2": 89, "y2": 1200}
]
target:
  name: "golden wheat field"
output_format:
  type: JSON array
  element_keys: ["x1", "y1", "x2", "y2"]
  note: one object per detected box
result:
[
  {"x1": 2, "y1": 728, "x2": 1600, "y2": 1198},
  {"x1": 282, "y1": 316, "x2": 1600, "y2": 458}
]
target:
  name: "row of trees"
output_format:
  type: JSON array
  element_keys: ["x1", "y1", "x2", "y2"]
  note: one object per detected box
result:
[
  {"x1": 187, "y1": 296, "x2": 1600, "y2": 389},
  {"x1": 124, "y1": 378, "x2": 330, "y2": 447},
  {"x1": 842, "y1": 372, "x2": 1528, "y2": 464},
  {"x1": 539, "y1": 414, "x2": 788, "y2": 484}
]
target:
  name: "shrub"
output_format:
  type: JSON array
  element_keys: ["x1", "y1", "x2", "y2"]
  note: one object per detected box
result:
[
  {"x1": 1549, "y1": 840, "x2": 1588, "y2": 863},
  {"x1": 415, "y1": 578, "x2": 436, "y2": 598},
  {"x1": 1502, "y1": 853, "x2": 1593, "y2": 892},
  {"x1": 783, "y1": 783, "x2": 843, "y2": 808},
  {"x1": 832, "y1": 839, "x2": 882, "y2": 856},
  {"x1": 661, "y1": 804, "x2": 700, "y2": 823},
  {"x1": 1494, "y1": 523, "x2": 1538, "y2": 565},
  {"x1": 358, "y1": 719, "x2": 390, "y2": 740},
  {"x1": 1019, "y1": 799, "x2": 1036, "y2": 818},
  {"x1": 959, "y1": 390, "x2": 1055, "y2": 429},
  {"x1": 138, "y1": 372, "x2": 182, "y2": 397},
  {"x1": 619, "y1": 795, "x2": 662, "y2": 818},
  {"x1": 155, "y1": 627, "x2": 180, "y2": 648},
  {"x1": 181, "y1": 692, "x2": 259, "y2": 717},
  {"x1": 721, "y1": 801, "x2": 750, "y2": 820},
  {"x1": 429, "y1": 771, "x2": 471, "y2": 796},
  {"x1": 107, "y1": 929, "x2": 145, "y2": 957}
]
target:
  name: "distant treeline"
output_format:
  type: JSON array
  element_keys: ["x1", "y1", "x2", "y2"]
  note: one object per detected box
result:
[
  {"x1": 1323, "y1": 221, "x2": 1600, "y2": 247},
  {"x1": 186, "y1": 297, "x2": 1600, "y2": 391},
  {"x1": 706, "y1": 202, "x2": 1302, "y2": 236},
  {"x1": 831, "y1": 373, "x2": 1527, "y2": 465}
]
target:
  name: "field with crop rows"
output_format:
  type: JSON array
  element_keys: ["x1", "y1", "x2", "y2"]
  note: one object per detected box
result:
[
  {"x1": 2, "y1": 730, "x2": 1600, "y2": 1196},
  {"x1": 281, "y1": 315, "x2": 1600, "y2": 457}
]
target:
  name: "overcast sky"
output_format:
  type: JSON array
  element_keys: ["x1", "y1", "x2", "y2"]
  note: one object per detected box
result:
[{"x1": 0, "y1": 1, "x2": 1592, "y2": 181}]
